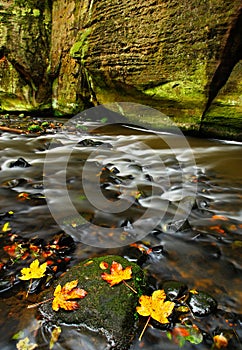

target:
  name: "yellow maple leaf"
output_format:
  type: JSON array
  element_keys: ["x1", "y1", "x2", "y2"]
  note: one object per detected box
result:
[
  {"x1": 52, "y1": 279, "x2": 87, "y2": 311},
  {"x1": 137, "y1": 289, "x2": 175, "y2": 323},
  {"x1": 136, "y1": 289, "x2": 175, "y2": 340},
  {"x1": 101, "y1": 261, "x2": 132, "y2": 287},
  {"x1": 19, "y1": 259, "x2": 47, "y2": 280}
]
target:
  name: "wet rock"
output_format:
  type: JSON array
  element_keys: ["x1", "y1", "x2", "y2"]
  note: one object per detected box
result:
[
  {"x1": 187, "y1": 291, "x2": 217, "y2": 317},
  {"x1": 78, "y1": 139, "x2": 112, "y2": 148},
  {"x1": 40, "y1": 255, "x2": 146, "y2": 350},
  {"x1": 162, "y1": 280, "x2": 188, "y2": 301},
  {"x1": 9, "y1": 157, "x2": 31, "y2": 168}
]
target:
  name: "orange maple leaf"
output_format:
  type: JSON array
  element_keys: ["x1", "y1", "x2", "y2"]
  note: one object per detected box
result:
[
  {"x1": 213, "y1": 334, "x2": 228, "y2": 349},
  {"x1": 52, "y1": 279, "x2": 87, "y2": 311},
  {"x1": 101, "y1": 261, "x2": 132, "y2": 287}
]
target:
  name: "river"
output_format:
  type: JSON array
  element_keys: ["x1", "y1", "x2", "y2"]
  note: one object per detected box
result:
[{"x1": 0, "y1": 115, "x2": 241, "y2": 349}]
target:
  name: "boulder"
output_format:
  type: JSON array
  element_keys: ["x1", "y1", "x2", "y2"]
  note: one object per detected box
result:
[
  {"x1": 40, "y1": 255, "x2": 146, "y2": 350},
  {"x1": 1, "y1": 1, "x2": 242, "y2": 138}
]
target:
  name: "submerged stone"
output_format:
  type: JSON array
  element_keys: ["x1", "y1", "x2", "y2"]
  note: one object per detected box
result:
[
  {"x1": 40, "y1": 255, "x2": 146, "y2": 350},
  {"x1": 187, "y1": 290, "x2": 217, "y2": 317},
  {"x1": 162, "y1": 280, "x2": 188, "y2": 301},
  {"x1": 9, "y1": 157, "x2": 31, "y2": 168}
]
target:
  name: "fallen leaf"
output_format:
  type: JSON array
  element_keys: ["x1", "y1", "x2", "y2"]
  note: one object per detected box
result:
[
  {"x1": 17, "y1": 192, "x2": 30, "y2": 201},
  {"x1": 99, "y1": 261, "x2": 109, "y2": 270},
  {"x1": 213, "y1": 334, "x2": 228, "y2": 348},
  {"x1": 16, "y1": 337, "x2": 38, "y2": 350},
  {"x1": 52, "y1": 279, "x2": 87, "y2": 311},
  {"x1": 49, "y1": 326, "x2": 62, "y2": 349},
  {"x1": 19, "y1": 259, "x2": 47, "y2": 280},
  {"x1": 170, "y1": 323, "x2": 203, "y2": 346},
  {"x1": 136, "y1": 289, "x2": 175, "y2": 324},
  {"x1": 190, "y1": 289, "x2": 199, "y2": 294},
  {"x1": 101, "y1": 261, "x2": 132, "y2": 287},
  {"x1": 2, "y1": 222, "x2": 11, "y2": 232}
]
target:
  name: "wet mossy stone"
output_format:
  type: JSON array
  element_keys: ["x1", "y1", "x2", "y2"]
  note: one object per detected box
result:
[
  {"x1": 162, "y1": 280, "x2": 188, "y2": 301},
  {"x1": 40, "y1": 255, "x2": 146, "y2": 350},
  {"x1": 187, "y1": 290, "x2": 217, "y2": 317}
]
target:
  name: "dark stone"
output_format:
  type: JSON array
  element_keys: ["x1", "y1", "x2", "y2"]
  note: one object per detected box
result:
[
  {"x1": 162, "y1": 280, "x2": 188, "y2": 301},
  {"x1": 78, "y1": 139, "x2": 107, "y2": 147},
  {"x1": 39, "y1": 255, "x2": 146, "y2": 350},
  {"x1": 187, "y1": 291, "x2": 217, "y2": 316},
  {"x1": 9, "y1": 157, "x2": 31, "y2": 168}
]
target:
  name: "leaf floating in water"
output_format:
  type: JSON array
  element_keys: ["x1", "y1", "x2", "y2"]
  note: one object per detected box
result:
[
  {"x1": 213, "y1": 333, "x2": 228, "y2": 348},
  {"x1": 2, "y1": 222, "x2": 11, "y2": 232},
  {"x1": 211, "y1": 215, "x2": 229, "y2": 221},
  {"x1": 137, "y1": 289, "x2": 175, "y2": 324},
  {"x1": 49, "y1": 326, "x2": 62, "y2": 349},
  {"x1": 136, "y1": 289, "x2": 175, "y2": 340},
  {"x1": 16, "y1": 337, "x2": 38, "y2": 350},
  {"x1": 19, "y1": 259, "x2": 47, "y2": 280},
  {"x1": 17, "y1": 192, "x2": 30, "y2": 201},
  {"x1": 52, "y1": 279, "x2": 87, "y2": 311},
  {"x1": 168, "y1": 322, "x2": 203, "y2": 346}
]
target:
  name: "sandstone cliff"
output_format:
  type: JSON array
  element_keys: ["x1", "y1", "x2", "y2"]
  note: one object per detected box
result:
[{"x1": 0, "y1": 0, "x2": 241, "y2": 138}]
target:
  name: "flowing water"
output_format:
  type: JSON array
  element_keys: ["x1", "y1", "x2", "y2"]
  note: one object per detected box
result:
[{"x1": 0, "y1": 119, "x2": 241, "y2": 350}]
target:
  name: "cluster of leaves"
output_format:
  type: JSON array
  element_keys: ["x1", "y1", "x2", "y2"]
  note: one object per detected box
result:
[
  {"x1": 0, "y1": 217, "x2": 75, "y2": 293},
  {"x1": 5, "y1": 232, "x2": 233, "y2": 350},
  {"x1": 0, "y1": 114, "x2": 63, "y2": 135},
  {"x1": 100, "y1": 260, "x2": 175, "y2": 340},
  {"x1": 13, "y1": 255, "x2": 233, "y2": 349},
  {"x1": 14, "y1": 326, "x2": 62, "y2": 350}
]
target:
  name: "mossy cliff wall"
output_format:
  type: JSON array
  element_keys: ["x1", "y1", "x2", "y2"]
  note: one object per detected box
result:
[
  {"x1": 0, "y1": 0, "x2": 52, "y2": 111},
  {"x1": 0, "y1": 0, "x2": 242, "y2": 138}
]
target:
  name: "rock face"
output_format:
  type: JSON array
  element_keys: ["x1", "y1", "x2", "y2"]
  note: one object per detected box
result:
[
  {"x1": 0, "y1": 0, "x2": 52, "y2": 111},
  {"x1": 0, "y1": 1, "x2": 242, "y2": 138},
  {"x1": 40, "y1": 255, "x2": 146, "y2": 350}
]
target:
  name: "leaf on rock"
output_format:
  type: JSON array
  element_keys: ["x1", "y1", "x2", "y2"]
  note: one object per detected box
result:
[
  {"x1": 99, "y1": 261, "x2": 109, "y2": 270},
  {"x1": 19, "y1": 259, "x2": 47, "y2": 280},
  {"x1": 136, "y1": 289, "x2": 175, "y2": 324},
  {"x1": 101, "y1": 260, "x2": 132, "y2": 287},
  {"x1": 52, "y1": 279, "x2": 87, "y2": 311}
]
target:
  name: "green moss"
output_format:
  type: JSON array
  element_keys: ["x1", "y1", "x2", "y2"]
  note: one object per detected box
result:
[
  {"x1": 40, "y1": 255, "x2": 146, "y2": 350},
  {"x1": 70, "y1": 28, "x2": 92, "y2": 61},
  {"x1": 32, "y1": 9, "x2": 40, "y2": 17}
]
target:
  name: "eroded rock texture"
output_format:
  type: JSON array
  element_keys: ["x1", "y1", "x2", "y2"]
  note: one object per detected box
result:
[
  {"x1": 0, "y1": 0, "x2": 242, "y2": 138},
  {"x1": 0, "y1": 0, "x2": 52, "y2": 111}
]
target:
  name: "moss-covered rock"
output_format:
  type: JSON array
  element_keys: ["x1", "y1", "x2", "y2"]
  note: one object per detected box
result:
[
  {"x1": 1, "y1": 1, "x2": 242, "y2": 138},
  {"x1": 40, "y1": 255, "x2": 146, "y2": 350},
  {"x1": 200, "y1": 61, "x2": 242, "y2": 140},
  {"x1": 79, "y1": 0, "x2": 241, "y2": 131},
  {"x1": 0, "y1": 1, "x2": 52, "y2": 112}
]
